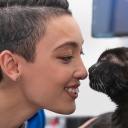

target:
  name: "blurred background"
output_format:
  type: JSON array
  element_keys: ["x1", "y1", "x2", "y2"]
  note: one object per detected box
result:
[{"x1": 45, "y1": 0, "x2": 128, "y2": 127}]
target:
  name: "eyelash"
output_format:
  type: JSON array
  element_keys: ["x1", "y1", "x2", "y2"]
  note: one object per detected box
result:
[
  {"x1": 80, "y1": 51, "x2": 85, "y2": 55},
  {"x1": 60, "y1": 56, "x2": 75, "y2": 62},
  {"x1": 58, "y1": 51, "x2": 84, "y2": 63}
]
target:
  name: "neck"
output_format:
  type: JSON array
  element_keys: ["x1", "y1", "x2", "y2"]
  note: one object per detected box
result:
[
  {"x1": 0, "y1": 84, "x2": 37, "y2": 128},
  {"x1": 112, "y1": 104, "x2": 128, "y2": 128}
]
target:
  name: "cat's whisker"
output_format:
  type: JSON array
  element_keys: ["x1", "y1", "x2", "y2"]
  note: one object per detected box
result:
[
  {"x1": 110, "y1": 87, "x2": 115, "y2": 97},
  {"x1": 94, "y1": 76, "x2": 99, "y2": 90},
  {"x1": 116, "y1": 81, "x2": 122, "y2": 90},
  {"x1": 97, "y1": 82, "x2": 101, "y2": 91},
  {"x1": 94, "y1": 78, "x2": 98, "y2": 90},
  {"x1": 91, "y1": 80, "x2": 94, "y2": 89},
  {"x1": 101, "y1": 84, "x2": 106, "y2": 93},
  {"x1": 96, "y1": 80, "x2": 100, "y2": 91},
  {"x1": 96, "y1": 76, "x2": 106, "y2": 93}
]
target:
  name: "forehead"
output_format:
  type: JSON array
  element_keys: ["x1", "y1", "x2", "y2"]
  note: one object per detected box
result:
[{"x1": 37, "y1": 15, "x2": 83, "y2": 51}]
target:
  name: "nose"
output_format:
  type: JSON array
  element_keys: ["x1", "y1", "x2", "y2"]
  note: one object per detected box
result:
[{"x1": 74, "y1": 59, "x2": 88, "y2": 80}]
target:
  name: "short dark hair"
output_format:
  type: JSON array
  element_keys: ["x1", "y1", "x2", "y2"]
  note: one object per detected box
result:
[{"x1": 0, "y1": 0, "x2": 72, "y2": 81}]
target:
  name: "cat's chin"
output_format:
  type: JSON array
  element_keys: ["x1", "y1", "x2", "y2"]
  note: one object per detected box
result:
[{"x1": 89, "y1": 77, "x2": 107, "y2": 94}]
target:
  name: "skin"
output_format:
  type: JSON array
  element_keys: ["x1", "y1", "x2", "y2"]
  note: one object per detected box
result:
[
  {"x1": 78, "y1": 117, "x2": 98, "y2": 128},
  {"x1": 0, "y1": 15, "x2": 87, "y2": 128}
]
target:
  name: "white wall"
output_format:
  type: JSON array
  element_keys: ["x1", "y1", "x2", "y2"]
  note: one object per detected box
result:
[{"x1": 45, "y1": 0, "x2": 128, "y2": 117}]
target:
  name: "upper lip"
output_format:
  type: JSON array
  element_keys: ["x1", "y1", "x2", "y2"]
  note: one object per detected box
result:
[{"x1": 65, "y1": 83, "x2": 80, "y2": 88}]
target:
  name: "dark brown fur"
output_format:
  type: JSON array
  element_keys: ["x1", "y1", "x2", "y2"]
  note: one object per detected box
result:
[
  {"x1": 88, "y1": 47, "x2": 128, "y2": 128},
  {"x1": 85, "y1": 112, "x2": 112, "y2": 128}
]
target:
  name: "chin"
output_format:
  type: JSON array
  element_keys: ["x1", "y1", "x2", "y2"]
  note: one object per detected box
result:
[
  {"x1": 60, "y1": 103, "x2": 76, "y2": 115},
  {"x1": 49, "y1": 105, "x2": 76, "y2": 115},
  {"x1": 61, "y1": 107, "x2": 76, "y2": 115},
  {"x1": 55, "y1": 109, "x2": 75, "y2": 115}
]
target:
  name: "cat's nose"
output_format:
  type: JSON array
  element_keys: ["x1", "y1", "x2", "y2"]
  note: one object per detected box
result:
[
  {"x1": 88, "y1": 65, "x2": 94, "y2": 73},
  {"x1": 88, "y1": 62, "x2": 100, "y2": 73}
]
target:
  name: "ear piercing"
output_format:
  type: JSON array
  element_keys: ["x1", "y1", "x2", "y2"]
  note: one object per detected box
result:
[{"x1": 16, "y1": 76, "x2": 20, "y2": 81}]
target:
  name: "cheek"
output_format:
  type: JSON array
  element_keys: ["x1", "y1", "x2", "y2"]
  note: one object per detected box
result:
[
  {"x1": 42, "y1": 69, "x2": 72, "y2": 92},
  {"x1": 50, "y1": 66, "x2": 72, "y2": 82},
  {"x1": 24, "y1": 60, "x2": 71, "y2": 87},
  {"x1": 29, "y1": 64, "x2": 72, "y2": 90}
]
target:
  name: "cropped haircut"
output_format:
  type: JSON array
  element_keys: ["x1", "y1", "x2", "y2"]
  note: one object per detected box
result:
[{"x1": 0, "y1": 0, "x2": 72, "y2": 81}]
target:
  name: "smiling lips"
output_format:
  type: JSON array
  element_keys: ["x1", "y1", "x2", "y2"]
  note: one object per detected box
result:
[
  {"x1": 65, "y1": 88, "x2": 79, "y2": 94},
  {"x1": 65, "y1": 87, "x2": 79, "y2": 99}
]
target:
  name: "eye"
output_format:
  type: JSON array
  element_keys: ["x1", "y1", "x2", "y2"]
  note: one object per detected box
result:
[
  {"x1": 59, "y1": 56, "x2": 74, "y2": 62},
  {"x1": 98, "y1": 59, "x2": 106, "y2": 63}
]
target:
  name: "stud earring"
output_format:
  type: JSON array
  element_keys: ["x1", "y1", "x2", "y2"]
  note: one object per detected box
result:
[{"x1": 16, "y1": 76, "x2": 20, "y2": 81}]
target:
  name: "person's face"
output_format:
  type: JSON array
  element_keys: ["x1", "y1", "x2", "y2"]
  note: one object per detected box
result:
[{"x1": 21, "y1": 15, "x2": 87, "y2": 114}]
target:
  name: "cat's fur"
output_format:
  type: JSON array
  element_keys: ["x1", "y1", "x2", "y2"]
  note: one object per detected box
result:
[
  {"x1": 88, "y1": 47, "x2": 128, "y2": 128},
  {"x1": 85, "y1": 112, "x2": 112, "y2": 128}
]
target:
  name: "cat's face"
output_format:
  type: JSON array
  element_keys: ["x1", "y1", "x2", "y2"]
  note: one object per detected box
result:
[{"x1": 88, "y1": 47, "x2": 128, "y2": 105}]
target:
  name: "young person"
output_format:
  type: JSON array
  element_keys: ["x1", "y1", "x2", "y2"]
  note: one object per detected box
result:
[{"x1": 0, "y1": 0, "x2": 87, "y2": 127}]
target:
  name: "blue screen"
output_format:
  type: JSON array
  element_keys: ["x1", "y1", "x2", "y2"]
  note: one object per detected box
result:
[{"x1": 92, "y1": 0, "x2": 128, "y2": 38}]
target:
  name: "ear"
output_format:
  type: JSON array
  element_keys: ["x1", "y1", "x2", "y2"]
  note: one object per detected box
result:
[{"x1": 0, "y1": 50, "x2": 21, "y2": 81}]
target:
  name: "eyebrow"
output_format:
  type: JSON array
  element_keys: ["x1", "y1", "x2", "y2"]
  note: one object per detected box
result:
[{"x1": 53, "y1": 41, "x2": 80, "y2": 51}]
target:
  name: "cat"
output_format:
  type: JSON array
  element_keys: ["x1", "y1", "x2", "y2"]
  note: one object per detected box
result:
[{"x1": 88, "y1": 47, "x2": 128, "y2": 128}]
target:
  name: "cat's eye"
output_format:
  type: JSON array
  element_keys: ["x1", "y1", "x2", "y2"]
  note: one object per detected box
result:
[{"x1": 99, "y1": 59, "x2": 106, "y2": 62}]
